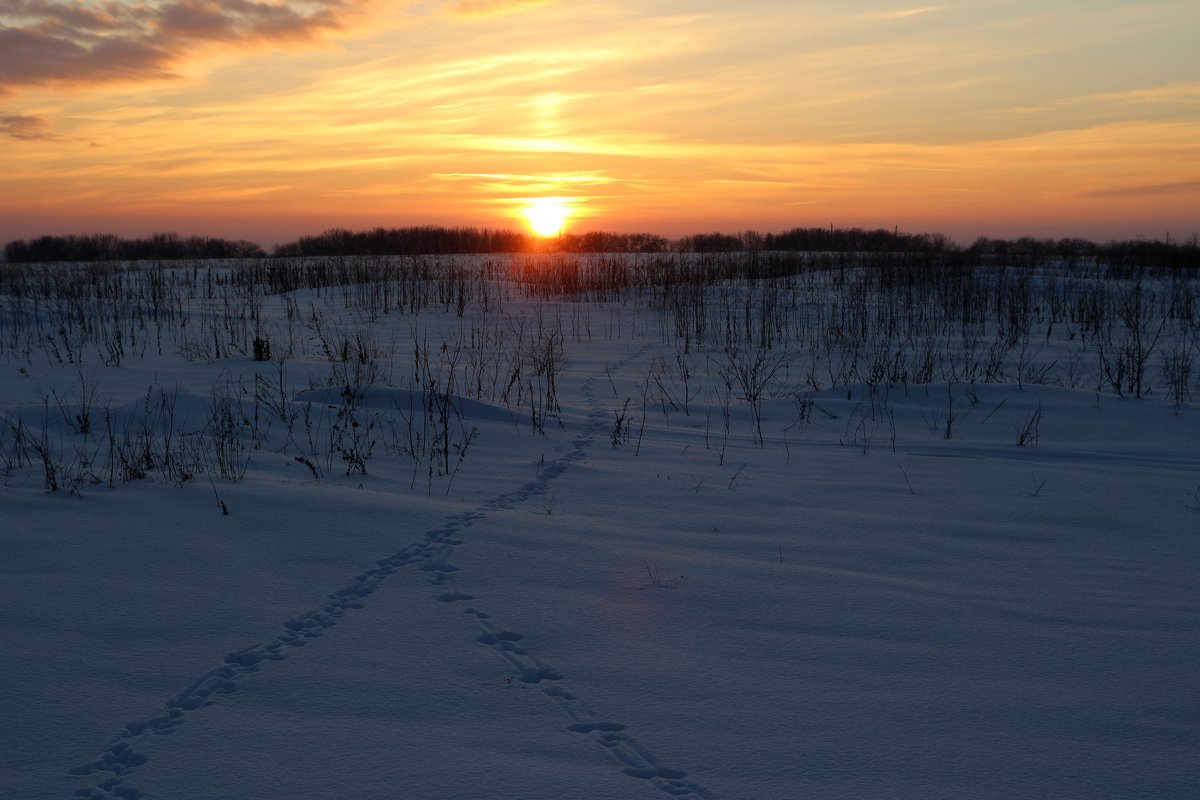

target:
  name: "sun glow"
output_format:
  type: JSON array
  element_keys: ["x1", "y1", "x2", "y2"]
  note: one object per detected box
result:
[{"x1": 523, "y1": 198, "x2": 571, "y2": 237}]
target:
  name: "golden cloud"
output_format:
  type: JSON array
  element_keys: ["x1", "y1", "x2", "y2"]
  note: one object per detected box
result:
[{"x1": 446, "y1": 0, "x2": 555, "y2": 19}]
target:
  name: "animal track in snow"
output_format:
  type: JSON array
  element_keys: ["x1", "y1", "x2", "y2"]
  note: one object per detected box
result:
[
  {"x1": 70, "y1": 521, "x2": 468, "y2": 797},
  {"x1": 462, "y1": 343, "x2": 714, "y2": 796},
  {"x1": 475, "y1": 630, "x2": 524, "y2": 647},
  {"x1": 536, "y1": 665, "x2": 715, "y2": 798},
  {"x1": 472, "y1": 621, "x2": 562, "y2": 683},
  {"x1": 70, "y1": 346, "x2": 713, "y2": 799},
  {"x1": 567, "y1": 721, "x2": 626, "y2": 733}
]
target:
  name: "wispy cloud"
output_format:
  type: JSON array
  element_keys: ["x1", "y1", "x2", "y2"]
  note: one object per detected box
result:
[
  {"x1": 1082, "y1": 179, "x2": 1200, "y2": 200},
  {"x1": 0, "y1": 0, "x2": 365, "y2": 96},
  {"x1": 0, "y1": 111, "x2": 56, "y2": 140},
  {"x1": 1087, "y1": 82, "x2": 1200, "y2": 107},
  {"x1": 994, "y1": 81, "x2": 1200, "y2": 117},
  {"x1": 446, "y1": 0, "x2": 555, "y2": 19},
  {"x1": 877, "y1": 5, "x2": 950, "y2": 21}
]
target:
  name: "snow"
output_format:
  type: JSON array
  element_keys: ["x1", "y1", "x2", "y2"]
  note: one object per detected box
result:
[{"x1": 2, "y1": 257, "x2": 1198, "y2": 799}]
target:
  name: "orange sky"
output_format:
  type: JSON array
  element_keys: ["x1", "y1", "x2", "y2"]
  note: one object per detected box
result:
[{"x1": 1, "y1": 1, "x2": 1198, "y2": 246}]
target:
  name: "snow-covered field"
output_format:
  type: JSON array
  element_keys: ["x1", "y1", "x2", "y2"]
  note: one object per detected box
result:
[{"x1": 2, "y1": 255, "x2": 1198, "y2": 799}]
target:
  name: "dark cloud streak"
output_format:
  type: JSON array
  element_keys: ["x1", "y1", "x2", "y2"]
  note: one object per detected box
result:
[
  {"x1": 0, "y1": 112, "x2": 57, "y2": 140},
  {"x1": 0, "y1": 25, "x2": 174, "y2": 92},
  {"x1": 0, "y1": 1, "x2": 360, "y2": 95}
]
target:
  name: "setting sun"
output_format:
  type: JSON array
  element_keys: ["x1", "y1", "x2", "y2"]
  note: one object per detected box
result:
[{"x1": 523, "y1": 198, "x2": 571, "y2": 237}]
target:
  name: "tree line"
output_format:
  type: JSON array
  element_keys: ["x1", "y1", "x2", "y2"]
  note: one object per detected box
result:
[
  {"x1": 271, "y1": 226, "x2": 528, "y2": 257},
  {"x1": 271, "y1": 227, "x2": 675, "y2": 256},
  {"x1": 2, "y1": 232, "x2": 266, "y2": 263},
  {"x1": 3, "y1": 224, "x2": 1197, "y2": 264}
]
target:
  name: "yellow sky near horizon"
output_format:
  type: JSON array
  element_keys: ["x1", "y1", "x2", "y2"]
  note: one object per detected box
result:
[{"x1": 1, "y1": 0, "x2": 1197, "y2": 246}]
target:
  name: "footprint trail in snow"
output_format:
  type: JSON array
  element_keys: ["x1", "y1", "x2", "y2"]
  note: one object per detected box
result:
[{"x1": 71, "y1": 344, "x2": 714, "y2": 800}]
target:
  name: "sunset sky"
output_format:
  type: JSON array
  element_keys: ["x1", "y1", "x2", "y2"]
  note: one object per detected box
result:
[{"x1": 1, "y1": 0, "x2": 1197, "y2": 246}]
